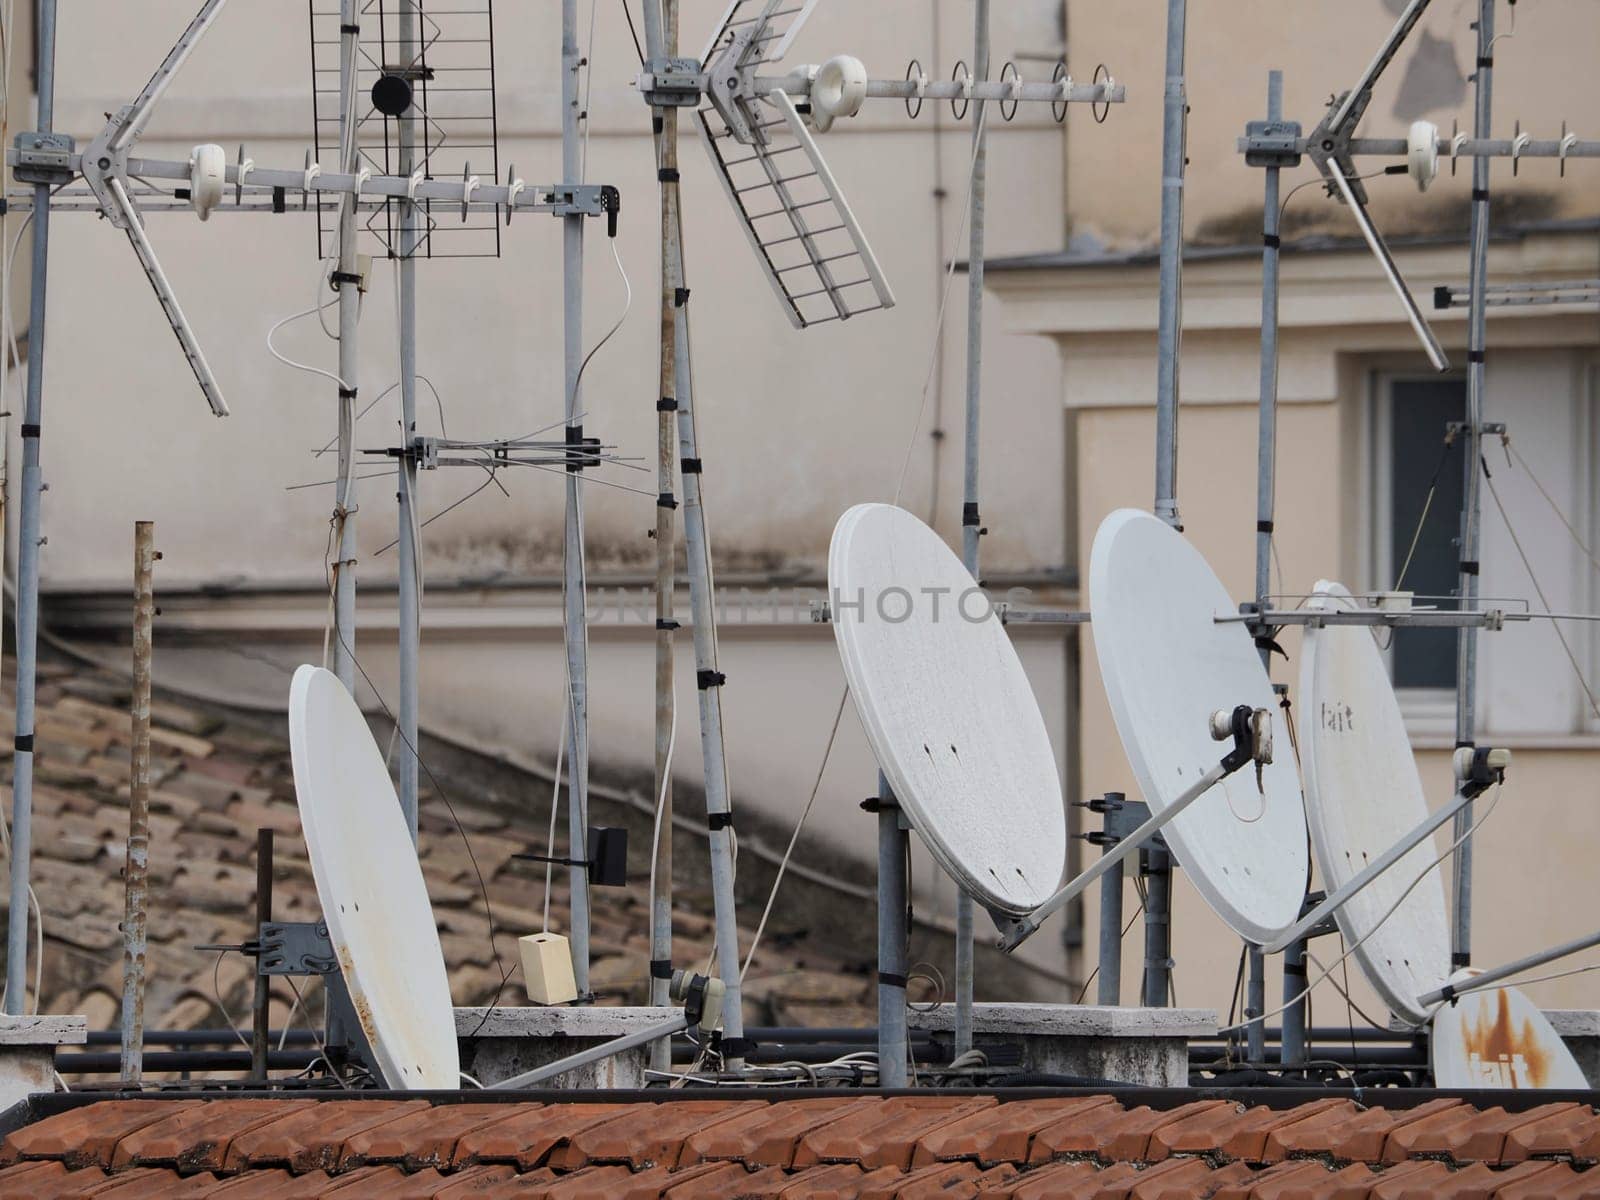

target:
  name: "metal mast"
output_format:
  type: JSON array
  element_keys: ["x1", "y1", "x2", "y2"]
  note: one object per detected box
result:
[
  {"x1": 1152, "y1": 0, "x2": 1188, "y2": 530},
  {"x1": 1451, "y1": 0, "x2": 1496, "y2": 968},
  {"x1": 331, "y1": 0, "x2": 362, "y2": 691},
  {"x1": 954, "y1": 0, "x2": 992, "y2": 1061},
  {"x1": 395, "y1": 0, "x2": 422, "y2": 841},
  {"x1": 5, "y1": 0, "x2": 60, "y2": 1015},
  {"x1": 648, "y1": 0, "x2": 682, "y2": 1070},
  {"x1": 561, "y1": 0, "x2": 593, "y2": 996}
]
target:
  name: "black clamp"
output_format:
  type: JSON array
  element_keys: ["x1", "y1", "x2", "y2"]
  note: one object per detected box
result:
[
  {"x1": 599, "y1": 185, "x2": 621, "y2": 238},
  {"x1": 697, "y1": 669, "x2": 726, "y2": 690},
  {"x1": 1458, "y1": 745, "x2": 1507, "y2": 800},
  {"x1": 1218, "y1": 704, "x2": 1257, "y2": 775},
  {"x1": 565, "y1": 425, "x2": 603, "y2": 473},
  {"x1": 650, "y1": 959, "x2": 675, "y2": 981},
  {"x1": 514, "y1": 827, "x2": 628, "y2": 887}
]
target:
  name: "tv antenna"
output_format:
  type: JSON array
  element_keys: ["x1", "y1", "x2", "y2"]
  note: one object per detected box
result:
[
  {"x1": 1, "y1": 0, "x2": 623, "y2": 1013},
  {"x1": 631, "y1": 0, "x2": 1125, "y2": 1072}
]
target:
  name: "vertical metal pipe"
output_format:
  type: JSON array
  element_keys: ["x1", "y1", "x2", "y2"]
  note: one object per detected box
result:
[
  {"x1": 1153, "y1": 0, "x2": 1188, "y2": 529},
  {"x1": 1245, "y1": 944, "x2": 1266, "y2": 1061},
  {"x1": 1280, "y1": 933, "x2": 1307, "y2": 1071},
  {"x1": 1140, "y1": 841, "x2": 1172, "y2": 1008},
  {"x1": 250, "y1": 829, "x2": 274, "y2": 1081},
  {"x1": 1095, "y1": 801, "x2": 1125, "y2": 1006},
  {"x1": 648, "y1": 0, "x2": 682, "y2": 1073},
  {"x1": 120, "y1": 522, "x2": 156, "y2": 1082},
  {"x1": 5, "y1": 0, "x2": 59, "y2": 1016},
  {"x1": 674, "y1": 307, "x2": 747, "y2": 1069},
  {"x1": 877, "y1": 773, "x2": 910, "y2": 1088},
  {"x1": 638, "y1": 0, "x2": 664, "y2": 62},
  {"x1": 954, "y1": 0, "x2": 992, "y2": 1060},
  {"x1": 561, "y1": 0, "x2": 593, "y2": 995},
  {"x1": 1254, "y1": 72, "x2": 1283, "y2": 630},
  {"x1": 331, "y1": 0, "x2": 361, "y2": 691},
  {"x1": 1451, "y1": 0, "x2": 1495, "y2": 970},
  {"x1": 394, "y1": 0, "x2": 421, "y2": 842}
]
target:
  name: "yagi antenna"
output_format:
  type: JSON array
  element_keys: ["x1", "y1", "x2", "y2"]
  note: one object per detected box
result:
[
  {"x1": 697, "y1": 0, "x2": 893, "y2": 328},
  {"x1": 680, "y1": 0, "x2": 1125, "y2": 329},
  {"x1": 80, "y1": 0, "x2": 235, "y2": 416},
  {"x1": 1306, "y1": 0, "x2": 1449, "y2": 370}
]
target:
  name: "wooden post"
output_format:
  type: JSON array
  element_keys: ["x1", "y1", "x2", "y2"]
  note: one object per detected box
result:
[{"x1": 120, "y1": 522, "x2": 157, "y2": 1082}]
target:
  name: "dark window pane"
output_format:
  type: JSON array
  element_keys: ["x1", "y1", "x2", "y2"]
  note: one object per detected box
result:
[{"x1": 1389, "y1": 378, "x2": 1466, "y2": 689}]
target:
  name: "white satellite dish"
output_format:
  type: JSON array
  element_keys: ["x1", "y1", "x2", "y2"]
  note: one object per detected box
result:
[
  {"x1": 1089, "y1": 509, "x2": 1308, "y2": 943},
  {"x1": 1299, "y1": 582, "x2": 1450, "y2": 1025},
  {"x1": 289, "y1": 664, "x2": 459, "y2": 1090},
  {"x1": 828, "y1": 504, "x2": 1066, "y2": 915},
  {"x1": 1431, "y1": 981, "x2": 1589, "y2": 1089}
]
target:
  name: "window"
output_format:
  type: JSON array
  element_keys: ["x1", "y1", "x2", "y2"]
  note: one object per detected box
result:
[
  {"x1": 1370, "y1": 354, "x2": 1598, "y2": 739},
  {"x1": 1382, "y1": 377, "x2": 1466, "y2": 691}
]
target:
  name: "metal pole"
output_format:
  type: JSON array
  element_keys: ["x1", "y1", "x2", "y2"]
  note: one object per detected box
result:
[
  {"x1": 394, "y1": 0, "x2": 421, "y2": 843},
  {"x1": 877, "y1": 773, "x2": 909, "y2": 1088},
  {"x1": 1152, "y1": 0, "x2": 1188, "y2": 529},
  {"x1": 1451, "y1": 0, "x2": 1495, "y2": 971},
  {"x1": 120, "y1": 522, "x2": 156, "y2": 1082},
  {"x1": 560, "y1": 0, "x2": 593, "y2": 996},
  {"x1": 1140, "y1": 840, "x2": 1172, "y2": 1008},
  {"x1": 954, "y1": 0, "x2": 992, "y2": 1061},
  {"x1": 674, "y1": 304, "x2": 747, "y2": 1070},
  {"x1": 647, "y1": 0, "x2": 681, "y2": 1072},
  {"x1": 1417, "y1": 928, "x2": 1600, "y2": 1008},
  {"x1": 1254, "y1": 71, "x2": 1284, "y2": 633},
  {"x1": 250, "y1": 829, "x2": 274, "y2": 1081},
  {"x1": 1096, "y1": 796, "x2": 1127, "y2": 1007},
  {"x1": 1280, "y1": 933, "x2": 1308, "y2": 1071},
  {"x1": 330, "y1": 0, "x2": 362, "y2": 692},
  {"x1": 5, "y1": 0, "x2": 59, "y2": 1016},
  {"x1": 1245, "y1": 945, "x2": 1266, "y2": 1062},
  {"x1": 492, "y1": 1015, "x2": 689, "y2": 1089}
]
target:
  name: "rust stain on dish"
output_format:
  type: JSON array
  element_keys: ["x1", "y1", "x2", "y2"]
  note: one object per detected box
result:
[
  {"x1": 1459, "y1": 989, "x2": 1553, "y2": 1088},
  {"x1": 336, "y1": 942, "x2": 381, "y2": 1047}
]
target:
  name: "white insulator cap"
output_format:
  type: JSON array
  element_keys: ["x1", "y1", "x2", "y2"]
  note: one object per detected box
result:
[
  {"x1": 189, "y1": 143, "x2": 227, "y2": 221},
  {"x1": 811, "y1": 55, "x2": 868, "y2": 133},
  {"x1": 1407, "y1": 120, "x2": 1440, "y2": 192}
]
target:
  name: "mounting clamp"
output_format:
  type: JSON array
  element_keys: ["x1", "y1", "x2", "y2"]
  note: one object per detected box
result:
[
  {"x1": 639, "y1": 57, "x2": 706, "y2": 107},
  {"x1": 12, "y1": 132, "x2": 75, "y2": 184}
]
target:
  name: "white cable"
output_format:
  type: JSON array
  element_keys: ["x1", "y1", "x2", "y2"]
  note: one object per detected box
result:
[
  {"x1": 542, "y1": 705, "x2": 567, "y2": 934},
  {"x1": 267, "y1": 303, "x2": 352, "y2": 391},
  {"x1": 1218, "y1": 782, "x2": 1505, "y2": 1034}
]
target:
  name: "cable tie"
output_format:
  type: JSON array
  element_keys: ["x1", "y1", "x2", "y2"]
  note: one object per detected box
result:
[
  {"x1": 339, "y1": 387, "x2": 358, "y2": 400},
  {"x1": 340, "y1": 22, "x2": 360, "y2": 33},
  {"x1": 1256, "y1": 520, "x2": 1274, "y2": 534},
  {"x1": 674, "y1": 287, "x2": 691, "y2": 308},
  {"x1": 657, "y1": 167, "x2": 680, "y2": 183},
  {"x1": 1467, "y1": 350, "x2": 1486, "y2": 364},
  {"x1": 681, "y1": 458, "x2": 703, "y2": 475},
  {"x1": 13, "y1": 734, "x2": 33, "y2": 753},
  {"x1": 1472, "y1": 188, "x2": 1490, "y2": 202},
  {"x1": 1459, "y1": 560, "x2": 1480, "y2": 576},
  {"x1": 877, "y1": 971, "x2": 909, "y2": 989},
  {"x1": 20, "y1": 423, "x2": 39, "y2": 439},
  {"x1": 707, "y1": 812, "x2": 733, "y2": 831},
  {"x1": 650, "y1": 959, "x2": 674, "y2": 980},
  {"x1": 963, "y1": 502, "x2": 981, "y2": 528},
  {"x1": 1262, "y1": 233, "x2": 1280, "y2": 249},
  {"x1": 655, "y1": 619, "x2": 681, "y2": 632},
  {"x1": 697, "y1": 669, "x2": 727, "y2": 690},
  {"x1": 657, "y1": 493, "x2": 679, "y2": 510},
  {"x1": 657, "y1": 397, "x2": 679, "y2": 412}
]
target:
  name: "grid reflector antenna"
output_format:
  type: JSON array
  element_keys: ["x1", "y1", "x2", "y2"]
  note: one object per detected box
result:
[{"x1": 698, "y1": 0, "x2": 896, "y2": 328}]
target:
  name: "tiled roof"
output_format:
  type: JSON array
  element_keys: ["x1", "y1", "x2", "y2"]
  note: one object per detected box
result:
[
  {"x1": 2, "y1": 1094, "x2": 1599, "y2": 1197},
  {"x1": 0, "y1": 656, "x2": 871, "y2": 1053}
]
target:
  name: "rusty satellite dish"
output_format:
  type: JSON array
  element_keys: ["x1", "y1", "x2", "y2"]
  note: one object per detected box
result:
[
  {"x1": 290, "y1": 664, "x2": 459, "y2": 1089},
  {"x1": 1431, "y1": 979, "x2": 1588, "y2": 1089}
]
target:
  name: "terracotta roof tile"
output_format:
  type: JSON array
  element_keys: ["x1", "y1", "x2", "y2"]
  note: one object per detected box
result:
[
  {"x1": 1028, "y1": 1100, "x2": 1233, "y2": 1163},
  {"x1": 1208, "y1": 1100, "x2": 1358, "y2": 1164},
  {"x1": 222, "y1": 1099, "x2": 432, "y2": 1172},
  {"x1": 567, "y1": 1100, "x2": 758, "y2": 1169},
  {"x1": 794, "y1": 1097, "x2": 998, "y2": 1170},
  {"x1": 767, "y1": 1163, "x2": 876, "y2": 1198},
  {"x1": 70, "y1": 1166, "x2": 223, "y2": 1197},
  {"x1": 1002, "y1": 1160, "x2": 1137, "y2": 1200},
  {"x1": 1266, "y1": 1098, "x2": 1466, "y2": 1164},
  {"x1": 336, "y1": 1102, "x2": 542, "y2": 1171},
  {"x1": 1502, "y1": 1105, "x2": 1600, "y2": 1163},
  {"x1": 0, "y1": 1160, "x2": 90, "y2": 1198},
  {"x1": 112, "y1": 1100, "x2": 318, "y2": 1172},
  {"x1": 320, "y1": 1166, "x2": 516, "y2": 1198},
  {"x1": 454, "y1": 1102, "x2": 652, "y2": 1170},
  {"x1": 1495, "y1": 1163, "x2": 1600, "y2": 1199},
  {"x1": 912, "y1": 1097, "x2": 1120, "y2": 1166},
  {"x1": 682, "y1": 1098, "x2": 880, "y2": 1168},
  {"x1": 202, "y1": 1169, "x2": 342, "y2": 1197},
  {"x1": 0, "y1": 1099, "x2": 202, "y2": 1168}
]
